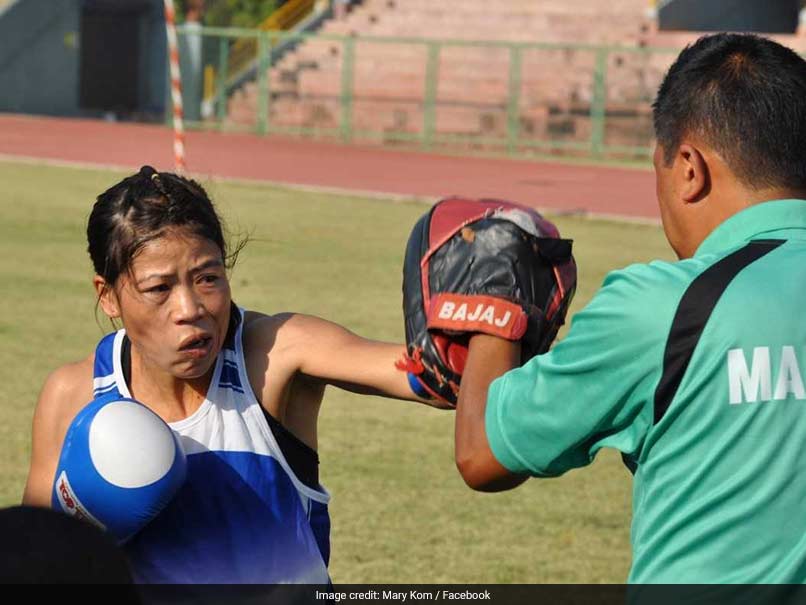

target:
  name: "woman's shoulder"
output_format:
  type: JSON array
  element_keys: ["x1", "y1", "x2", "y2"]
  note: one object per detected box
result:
[
  {"x1": 242, "y1": 310, "x2": 279, "y2": 344},
  {"x1": 242, "y1": 310, "x2": 306, "y2": 352},
  {"x1": 36, "y1": 354, "x2": 96, "y2": 426},
  {"x1": 42, "y1": 354, "x2": 95, "y2": 395}
]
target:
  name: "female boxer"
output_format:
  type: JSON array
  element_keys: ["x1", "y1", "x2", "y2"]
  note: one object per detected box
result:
[{"x1": 22, "y1": 166, "x2": 438, "y2": 583}]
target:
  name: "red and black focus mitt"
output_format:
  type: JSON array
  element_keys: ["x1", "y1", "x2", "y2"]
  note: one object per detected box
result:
[{"x1": 397, "y1": 197, "x2": 577, "y2": 406}]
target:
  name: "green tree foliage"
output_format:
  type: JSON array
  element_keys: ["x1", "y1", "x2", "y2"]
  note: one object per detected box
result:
[{"x1": 176, "y1": 0, "x2": 280, "y2": 27}]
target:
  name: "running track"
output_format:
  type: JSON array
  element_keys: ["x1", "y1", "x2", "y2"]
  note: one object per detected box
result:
[{"x1": 0, "y1": 114, "x2": 659, "y2": 220}]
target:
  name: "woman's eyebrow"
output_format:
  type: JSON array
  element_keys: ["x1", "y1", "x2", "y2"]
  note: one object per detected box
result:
[
  {"x1": 135, "y1": 259, "x2": 224, "y2": 285},
  {"x1": 191, "y1": 259, "x2": 225, "y2": 273},
  {"x1": 135, "y1": 272, "x2": 173, "y2": 285}
]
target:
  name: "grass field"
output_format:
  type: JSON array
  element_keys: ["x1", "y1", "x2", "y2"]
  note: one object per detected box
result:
[{"x1": 0, "y1": 159, "x2": 674, "y2": 583}]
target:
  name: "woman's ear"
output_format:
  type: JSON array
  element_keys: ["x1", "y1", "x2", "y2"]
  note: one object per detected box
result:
[{"x1": 93, "y1": 276, "x2": 120, "y2": 319}]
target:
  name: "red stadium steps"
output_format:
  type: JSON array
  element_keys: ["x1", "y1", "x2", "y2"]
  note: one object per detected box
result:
[{"x1": 226, "y1": 0, "x2": 659, "y2": 152}]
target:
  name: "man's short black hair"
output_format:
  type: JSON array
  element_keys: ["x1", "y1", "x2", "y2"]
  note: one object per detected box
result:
[{"x1": 653, "y1": 33, "x2": 806, "y2": 191}]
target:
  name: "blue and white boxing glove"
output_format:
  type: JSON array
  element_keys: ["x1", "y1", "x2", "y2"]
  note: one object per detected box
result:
[{"x1": 52, "y1": 395, "x2": 187, "y2": 543}]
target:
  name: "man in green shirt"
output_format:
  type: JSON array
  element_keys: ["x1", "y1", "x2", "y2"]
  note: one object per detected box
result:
[{"x1": 455, "y1": 33, "x2": 806, "y2": 583}]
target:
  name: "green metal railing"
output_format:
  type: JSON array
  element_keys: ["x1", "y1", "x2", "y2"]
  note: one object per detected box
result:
[{"x1": 178, "y1": 25, "x2": 680, "y2": 160}]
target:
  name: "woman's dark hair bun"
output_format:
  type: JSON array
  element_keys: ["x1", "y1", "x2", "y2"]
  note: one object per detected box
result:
[
  {"x1": 87, "y1": 168, "x2": 246, "y2": 289},
  {"x1": 138, "y1": 165, "x2": 158, "y2": 180}
]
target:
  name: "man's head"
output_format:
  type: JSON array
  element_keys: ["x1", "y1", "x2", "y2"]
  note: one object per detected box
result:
[{"x1": 652, "y1": 33, "x2": 806, "y2": 258}]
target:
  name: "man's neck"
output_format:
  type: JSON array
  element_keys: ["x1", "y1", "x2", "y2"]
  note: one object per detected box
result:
[{"x1": 743, "y1": 187, "x2": 806, "y2": 206}]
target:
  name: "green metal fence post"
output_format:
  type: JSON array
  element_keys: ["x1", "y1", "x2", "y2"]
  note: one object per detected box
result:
[
  {"x1": 216, "y1": 36, "x2": 230, "y2": 126},
  {"x1": 506, "y1": 45, "x2": 523, "y2": 156},
  {"x1": 340, "y1": 36, "x2": 356, "y2": 143},
  {"x1": 590, "y1": 48, "x2": 608, "y2": 157},
  {"x1": 257, "y1": 31, "x2": 270, "y2": 136},
  {"x1": 422, "y1": 41, "x2": 440, "y2": 150}
]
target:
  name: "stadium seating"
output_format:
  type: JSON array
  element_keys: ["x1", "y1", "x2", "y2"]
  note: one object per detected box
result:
[{"x1": 224, "y1": 1, "x2": 806, "y2": 153}]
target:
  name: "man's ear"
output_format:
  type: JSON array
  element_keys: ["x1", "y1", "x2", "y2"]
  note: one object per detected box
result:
[
  {"x1": 677, "y1": 143, "x2": 710, "y2": 203},
  {"x1": 93, "y1": 276, "x2": 120, "y2": 319}
]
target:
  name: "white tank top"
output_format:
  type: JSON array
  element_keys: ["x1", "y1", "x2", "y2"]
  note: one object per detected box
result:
[{"x1": 92, "y1": 307, "x2": 331, "y2": 583}]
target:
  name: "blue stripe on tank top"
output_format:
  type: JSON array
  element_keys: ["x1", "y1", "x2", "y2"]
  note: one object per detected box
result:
[
  {"x1": 94, "y1": 333, "x2": 117, "y2": 378},
  {"x1": 94, "y1": 381, "x2": 119, "y2": 397},
  {"x1": 219, "y1": 360, "x2": 243, "y2": 390}
]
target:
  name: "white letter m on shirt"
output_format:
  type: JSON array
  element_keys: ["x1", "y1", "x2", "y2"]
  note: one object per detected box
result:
[{"x1": 728, "y1": 347, "x2": 771, "y2": 405}]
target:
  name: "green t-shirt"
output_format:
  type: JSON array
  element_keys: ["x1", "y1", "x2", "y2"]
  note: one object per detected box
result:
[{"x1": 486, "y1": 199, "x2": 806, "y2": 583}]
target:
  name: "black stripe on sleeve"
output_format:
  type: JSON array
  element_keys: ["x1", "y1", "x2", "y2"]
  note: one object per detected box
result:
[{"x1": 653, "y1": 239, "x2": 785, "y2": 425}]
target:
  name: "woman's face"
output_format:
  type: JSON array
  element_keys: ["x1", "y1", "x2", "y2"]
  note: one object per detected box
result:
[{"x1": 98, "y1": 229, "x2": 232, "y2": 381}]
